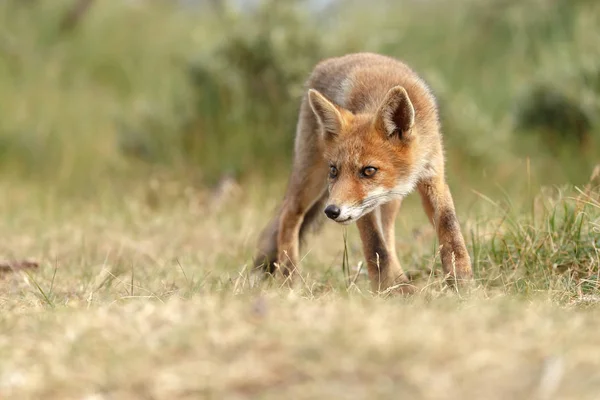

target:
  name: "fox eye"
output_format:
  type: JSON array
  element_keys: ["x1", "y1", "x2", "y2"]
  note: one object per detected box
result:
[
  {"x1": 329, "y1": 165, "x2": 339, "y2": 179},
  {"x1": 361, "y1": 166, "x2": 378, "y2": 177}
]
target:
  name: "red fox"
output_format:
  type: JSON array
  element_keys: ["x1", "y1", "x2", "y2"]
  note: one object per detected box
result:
[{"x1": 254, "y1": 53, "x2": 473, "y2": 293}]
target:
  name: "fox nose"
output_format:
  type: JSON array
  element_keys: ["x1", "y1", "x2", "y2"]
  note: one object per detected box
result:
[{"x1": 324, "y1": 205, "x2": 341, "y2": 220}]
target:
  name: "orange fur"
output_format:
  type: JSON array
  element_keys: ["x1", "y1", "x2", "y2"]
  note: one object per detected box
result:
[{"x1": 254, "y1": 53, "x2": 473, "y2": 292}]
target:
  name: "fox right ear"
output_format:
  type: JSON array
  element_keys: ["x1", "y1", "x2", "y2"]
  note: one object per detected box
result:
[
  {"x1": 308, "y1": 89, "x2": 344, "y2": 140},
  {"x1": 375, "y1": 86, "x2": 415, "y2": 139}
]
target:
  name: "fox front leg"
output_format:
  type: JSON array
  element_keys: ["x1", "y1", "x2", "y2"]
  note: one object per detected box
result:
[
  {"x1": 418, "y1": 177, "x2": 473, "y2": 287},
  {"x1": 356, "y1": 206, "x2": 415, "y2": 294}
]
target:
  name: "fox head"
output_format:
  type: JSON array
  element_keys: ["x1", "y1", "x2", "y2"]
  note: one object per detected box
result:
[{"x1": 308, "y1": 86, "x2": 421, "y2": 224}]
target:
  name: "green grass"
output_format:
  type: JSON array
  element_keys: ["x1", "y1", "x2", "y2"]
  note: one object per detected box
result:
[{"x1": 1, "y1": 0, "x2": 600, "y2": 398}]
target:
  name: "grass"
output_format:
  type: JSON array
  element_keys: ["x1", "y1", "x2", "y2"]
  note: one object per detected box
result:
[
  {"x1": 3, "y1": 294, "x2": 600, "y2": 399},
  {"x1": 1, "y1": 0, "x2": 600, "y2": 398},
  {"x1": 0, "y1": 173, "x2": 599, "y2": 398}
]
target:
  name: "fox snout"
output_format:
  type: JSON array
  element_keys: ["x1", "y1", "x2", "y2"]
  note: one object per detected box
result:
[{"x1": 323, "y1": 203, "x2": 361, "y2": 224}]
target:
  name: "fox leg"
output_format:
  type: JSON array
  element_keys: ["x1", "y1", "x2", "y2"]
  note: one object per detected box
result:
[
  {"x1": 357, "y1": 204, "x2": 413, "y2": 293},
  {"x1": 276, "y1": 168, "x2": 327, "y2": 277},
  {"x1": 418, "y1": 176, "x2": 473, "y2": 286},
  {"x1": 274, "y1": 100, "x2": 328, "y2": 278},
  {"x1": 254, "y1": 98, "x2": 327, "y2": 278},
  {"x1": 254, "y1": 192, "x2": 326, "y2": 275},
  {"x1": 253, "y1": 209, "x2": 281, "y2": 275},
  {"x1": 379, "y1": 199, "x2": 407, "y2": 281}
]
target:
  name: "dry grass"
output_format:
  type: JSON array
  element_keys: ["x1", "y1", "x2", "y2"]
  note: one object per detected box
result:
[
  {"x1": 0, "y1": 177, "x2": 599, "y2": 399},
  {"x1": 1, "y1": 1, "x2": 599, "y2": 399},
  {"x1": 3, "y1": 294, "x2": 600, "y2": 400}
]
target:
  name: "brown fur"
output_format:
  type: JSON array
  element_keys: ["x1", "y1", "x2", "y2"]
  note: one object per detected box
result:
[{"x1": 254, "y1": 53, "x2": 473, "y2": 292}]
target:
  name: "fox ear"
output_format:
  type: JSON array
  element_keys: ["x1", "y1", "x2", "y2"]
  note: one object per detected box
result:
[
  {"x1": 308, "y1": 89, "x2": 344, "y2": 140},
  {"x1": 375, "y1": 86, "x2": 415, "y2": 138}
]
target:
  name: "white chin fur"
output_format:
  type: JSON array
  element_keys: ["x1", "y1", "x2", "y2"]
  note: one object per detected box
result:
[
  {"x1": 334, "y1": 204, "x2": 376, "y2": 224},
  {"x1": 332, "y1": 180, "x2": 417, "y2": 223}
]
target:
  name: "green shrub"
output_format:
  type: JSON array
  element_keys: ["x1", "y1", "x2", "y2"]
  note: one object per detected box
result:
[
  {"x1": 179, "y1": 0, "x2": 327, "y2": 182},
  {"x1": 515, "y1": 84, "x2": 594, "y2": 149},
  {"x1": 1, "y1": 0, "x2": 599, "y2": 191}
]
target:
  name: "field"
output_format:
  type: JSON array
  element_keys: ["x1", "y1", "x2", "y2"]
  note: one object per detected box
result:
[{"x1": 1, "y1": 0, "x2": 600, "y2": 399}]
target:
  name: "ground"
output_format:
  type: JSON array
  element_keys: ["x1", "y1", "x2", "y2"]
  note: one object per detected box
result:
[{"x1": 0, "y1": 176, "x2": 598, "y2": 400}]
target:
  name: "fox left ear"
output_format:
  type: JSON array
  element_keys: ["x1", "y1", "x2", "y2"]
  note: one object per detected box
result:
[
  {"x1": 308, "y1": 89, "x2": 347, "y2": 141},
  {"x1": 375, "y1": 86, "x2": 415, "y2": 138}
]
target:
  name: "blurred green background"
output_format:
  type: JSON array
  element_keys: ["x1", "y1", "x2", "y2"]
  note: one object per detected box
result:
[{"x1": 1, "y1": 0, "x2": 599, "y2": 196}]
